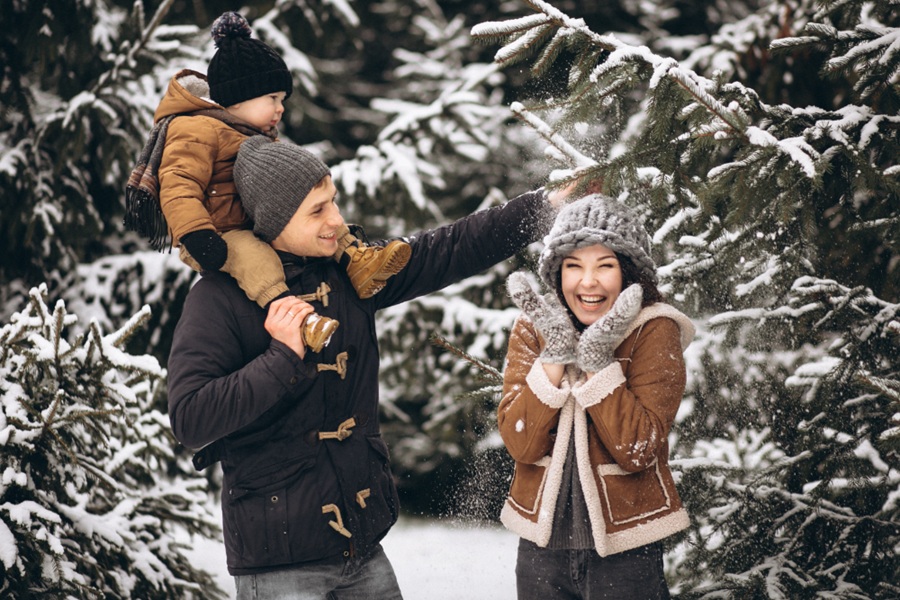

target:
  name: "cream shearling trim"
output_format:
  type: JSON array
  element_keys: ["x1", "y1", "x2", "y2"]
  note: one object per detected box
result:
[
  {"x1": 598, "y1": 460, "x2": 671, "y2": 526},
  {"x1": 502, "y1": 404, "x2": 690, "y2": 556},
  {"x1": 501, "y1": 398, "x2": 576, "y2": 546},
  {"x1": 574, "y1": 405, "x2": 689, "y2": 557},
  {"x1": 177, "y1": 73, "x2": 211, "y2": 99},
  {"x1": 503, "y1": 505, "x2": 691, "y2": 558},
  {"x1": 596, "y1": 462, "x2": 640, "y2": 476},
  {"x1": 506, "y1": 456, "x2": 550, "y2": 516},
  {"x1": 501, "y1": 501, "x2": 543, "y2": 543},
  {"x1": 571, "y1": 361, "x2": 625, "y2": 408},
  {"x1": 625, "y1": 304, "x2": 695, "y2": 350},
  {"x1": 525, "y1": 361, "x2": 570, "y2": 409},
  {"x1": 501, "y1": 307, "x2": 694, "y2": 554},
  {"x1": 573, "y1": 407, "x2": 609, "y2": 553},
  {"x1": 599, "y1": 509, "x2": 690, "y2": 557}
]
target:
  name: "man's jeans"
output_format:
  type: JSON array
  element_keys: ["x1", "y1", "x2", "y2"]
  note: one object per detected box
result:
[
  {"x1": 234, "y1": 544, "x2": 403, "y2": 600},
  {"x1": 516, "y1": 538, "x2": 671, "y2": 600}
]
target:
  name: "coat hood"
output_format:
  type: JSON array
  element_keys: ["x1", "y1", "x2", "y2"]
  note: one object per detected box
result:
[{"x1": 153, "y1": 69, "x2": 220, "y2": 123}]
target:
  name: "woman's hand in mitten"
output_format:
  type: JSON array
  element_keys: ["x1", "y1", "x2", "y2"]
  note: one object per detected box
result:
[
  {"x1": 576, "y1": 284, "x2": 643, "y2": 374},
  {"x1": 507, "y1": 271, "x2": 577, "y2": 365}
]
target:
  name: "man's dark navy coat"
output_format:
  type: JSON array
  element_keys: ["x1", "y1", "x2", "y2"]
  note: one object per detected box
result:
[{"x1": 167, "y1": 191, "x2": 549, "y2": 575}]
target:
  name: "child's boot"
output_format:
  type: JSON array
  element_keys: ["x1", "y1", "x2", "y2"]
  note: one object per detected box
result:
[
  {"x1": 336, "y1": 225, "x2": 411, "y2": 299},
  {"x1": 302, "y1": 313, "x2": 340, "y2": 353}
]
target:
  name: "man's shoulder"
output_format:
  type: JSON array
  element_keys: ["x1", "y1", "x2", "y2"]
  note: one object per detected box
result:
[
  {"x1": 185, "y1": 272, "x2": 257, "y2": 315},
  {"x1": 189, "y1": 271, "x2": 241, "y2": 294}
]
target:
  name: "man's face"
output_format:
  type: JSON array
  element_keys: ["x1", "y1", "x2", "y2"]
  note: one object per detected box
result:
[{"x1": 270, "y1": 176, "x2": 344, "y2": 257}]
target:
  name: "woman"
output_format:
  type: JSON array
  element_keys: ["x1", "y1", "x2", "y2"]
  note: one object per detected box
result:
[{"x1": 499, "y1": 195, "x2": 695, "y2": 599}]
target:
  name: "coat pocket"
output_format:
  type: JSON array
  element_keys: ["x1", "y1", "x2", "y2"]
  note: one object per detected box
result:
[
  {"x1": 507, "y1": 456, "x2": 551, "y2": 516},
  {"x1": 224, "y1": 457, "x2": 316, "y2": 566},
  {"x1": 595, "y1": 461, "x2": 671, "y2": 525},
  {"x1": 364, "y1": 434, "x2": 399, "y2": 521}
]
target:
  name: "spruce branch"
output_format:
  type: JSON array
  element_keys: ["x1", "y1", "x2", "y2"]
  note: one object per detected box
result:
[
  {"x1": 493, "y1": 24, "x2": 555, "y2": 67},
  {"x1": 470, "y1": 12, "x2": 553, "y2": 40},
  {"x1": 430, "y1": 332, "x2": 502, "y2": 383},
  {"x1": 102, "y1": 305, "x2": 152, "y2": 349},
  {"x1": 91, "y1": 0, "x2": 178, "y2": 95},
  {"x1": 531, "y1": 31, "x2": 568, "y2": 77},
  {"x1": 129, "y1": 0, "x2": 178, "y2": 62},
  {"x1": 509, "y1": 102, "x2": 595, "y2": 169},
  {"x1": 855, "y1": 373, "x2": 900, "y2": 403},
  {"x1": 477, "y1": 2, "x2": 891, "y2": 196}
]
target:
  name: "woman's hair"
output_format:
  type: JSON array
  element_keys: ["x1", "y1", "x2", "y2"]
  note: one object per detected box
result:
[{"x1": 617, "y1": 253, "x2": 665, "y2": 307}]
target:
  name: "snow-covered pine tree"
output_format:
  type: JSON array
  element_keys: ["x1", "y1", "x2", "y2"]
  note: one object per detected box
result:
[
  {"x1": 674, "y1": 278, "x2": 900, "y2": 598},
  {"x1": 0, "y1": 284, "x2": 222, "y2": 599},
  {"x1": 0, "y1": 0, "x2": 202, "y2": 358},
  {"x1": 473, "y1": 0, "x2": 898, "y2": 596}
]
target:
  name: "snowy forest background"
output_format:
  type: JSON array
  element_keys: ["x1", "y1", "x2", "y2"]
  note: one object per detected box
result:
[{"x1": 1, "y1": 0, "x2": 898, "y2": 597}]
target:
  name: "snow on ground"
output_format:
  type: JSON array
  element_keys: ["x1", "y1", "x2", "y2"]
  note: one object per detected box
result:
[{"x1": 187, "y1": 514, "x2": 519, "y2": 599}]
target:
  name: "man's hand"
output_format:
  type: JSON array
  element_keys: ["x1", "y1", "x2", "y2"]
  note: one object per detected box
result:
[
  {"x1": 265, "y1": 296, "x2": 315, "y2": 359},
  {"x1": 546, "y1": 176, "x2": 604, "y2": 208}
]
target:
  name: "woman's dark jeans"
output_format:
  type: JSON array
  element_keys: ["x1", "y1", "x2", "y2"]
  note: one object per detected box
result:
[{"x1": 516, "y1": 538, "x2": 671, "y2": 600}]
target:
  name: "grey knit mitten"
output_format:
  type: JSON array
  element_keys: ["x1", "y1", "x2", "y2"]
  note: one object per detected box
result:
[
  {"x1": 507, "y1": 271, "x2": 577, "y2": 364},
  {"x1": 576, "y1": 284, "x2": 643, "y2": 373}
]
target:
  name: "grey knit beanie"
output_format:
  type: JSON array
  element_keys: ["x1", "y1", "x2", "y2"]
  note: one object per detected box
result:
[
  {"x1": 538, "y1": 194, "x2": 657, "y2": 290},
  {"x1": 234, "y1": 136, "x2": 331, "y2": 242}
]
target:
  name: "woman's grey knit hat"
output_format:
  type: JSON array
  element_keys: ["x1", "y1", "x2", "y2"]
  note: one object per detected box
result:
[
  {"x1": 538, "y1": 194, "x2": 657, "y2": 290},
  {"x1": 234, "y1": 136, "x2": 331, "y2": 242}
]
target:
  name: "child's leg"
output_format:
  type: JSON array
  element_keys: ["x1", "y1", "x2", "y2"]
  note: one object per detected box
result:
[
  {"x1": 333, "y1": 224, "x2": 411, "y2": 299},
  {"x1": 220, "y1": 229, "x2": 289, "y2": 308},
  {"x1": 178, "y1": 245, "x2": 203, "y2": 273},
  {"x1": 219, "y1": 230, "x2": 340, "y2": 352}
]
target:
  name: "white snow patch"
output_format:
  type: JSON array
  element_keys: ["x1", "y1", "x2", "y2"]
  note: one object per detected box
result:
[{"x1": 184, "y1": 513, "x2": 520, "y2": 599}]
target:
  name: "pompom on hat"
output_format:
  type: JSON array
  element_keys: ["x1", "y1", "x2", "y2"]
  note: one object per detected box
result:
[
  {"x1": 234, "y1": 136, "x2": 331, "y2": 243},
  {"x1": 207, "y1": 11, "x2": 293, "y2": 108},
  {"x1": 538, "y1": 194, "x2": 657, "y2": 290}
]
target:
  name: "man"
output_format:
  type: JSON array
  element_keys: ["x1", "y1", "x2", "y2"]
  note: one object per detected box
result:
[{"x1": 167, "y1": 135, "x2": 557, "y2": 599}]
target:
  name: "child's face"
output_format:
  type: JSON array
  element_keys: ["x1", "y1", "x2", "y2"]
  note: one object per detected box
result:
[
  {"x1": 226, "y1": 91, "x2": 287, "y2": 132},
  {"x1": 560, "y1": 244, "x2": 623, "y2": 326},
  {"x1": 271, "y1": 176, "x2": 345, "y2": 257}
]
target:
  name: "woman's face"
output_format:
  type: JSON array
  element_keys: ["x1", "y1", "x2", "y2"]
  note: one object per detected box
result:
[{"x1": 560, "y1": 244, "x2": 624, "y2": 326}]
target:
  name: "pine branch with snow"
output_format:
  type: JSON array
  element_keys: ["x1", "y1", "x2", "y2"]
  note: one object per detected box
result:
[
  {"x1": 772, "y1": 0, "x2": 900, "y2": 104},
  {"x1": 675, "y1": 279, "x2": 900, "y2": 598},
  {"x1": 0, "y1": 285, "x2": 223, "y2": 599},
  {"x1": 472, "y1": 0, "x2": 899, "y2": 238},
  {"x1": 0, "y1": 0, "x2": 201, "y2": 296},
  {"x1": 332, "y1": 13, "x2": 520, "y2": 233}
]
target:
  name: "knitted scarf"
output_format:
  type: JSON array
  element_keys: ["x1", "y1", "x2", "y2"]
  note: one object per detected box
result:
[{"x1": 124, "y1": 109, "x2": 276, "y2": 251}]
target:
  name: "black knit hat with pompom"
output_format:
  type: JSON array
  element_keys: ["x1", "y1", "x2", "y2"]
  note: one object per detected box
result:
[{"x1": 207, "y1": 11, "x2": 292, "y2": 107}]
